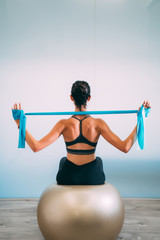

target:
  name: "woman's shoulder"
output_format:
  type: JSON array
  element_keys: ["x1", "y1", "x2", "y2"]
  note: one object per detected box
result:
[
  {"x1": 58, "y1": 116, "x2": 106, "y2": 126},
  {"x1": 58, "y1": 117, "x2": 75, "y2": 126},
  {"x1": 90, "y1": 116, "x2": 105, "y2": 123},
  {"x1": 90, "y1": 117, "x2": 109, "y2": 130}
]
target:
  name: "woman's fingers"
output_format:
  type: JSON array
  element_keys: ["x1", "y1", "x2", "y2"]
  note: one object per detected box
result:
[
  {"x1": 144, "y1": 101, "x2": 147, "y2": 108},
  {"x1": 142, "y1": 100, "x2": 151, "y2": 109},
  {"x1": 146, "y1": 100, "x2": 149, "y2": 108},
  {"x1": 12, "y1": 103, "x2": 22, "y2": 110},
  {"x1": 146, "y1": 100, "x2": 151, "y2": 108},
  {"x1": 14, "y1": 103, "x2": 17, "y2": 109}
]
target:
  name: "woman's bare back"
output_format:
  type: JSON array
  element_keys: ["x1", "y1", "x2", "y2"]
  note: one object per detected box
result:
[{"x1": 62, "y1": 115, "x2": 101, "y2": 165}]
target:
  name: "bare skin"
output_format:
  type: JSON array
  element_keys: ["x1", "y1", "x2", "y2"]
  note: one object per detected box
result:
[{"x1": 12, "y1": 97, "x2": 151, "y2": 166}]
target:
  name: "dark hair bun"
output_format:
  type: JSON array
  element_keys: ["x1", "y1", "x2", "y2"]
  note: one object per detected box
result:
[{"x1": 71, "y1": 81, "x2": 91, "y2": 110}]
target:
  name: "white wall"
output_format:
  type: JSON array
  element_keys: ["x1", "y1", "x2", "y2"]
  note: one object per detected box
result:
[{"x1": 0, "y1": 0, "x2": 160, "y2": 197}]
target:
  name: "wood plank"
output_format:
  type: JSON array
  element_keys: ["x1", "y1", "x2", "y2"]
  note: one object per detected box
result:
[
  {"x1": 118, "y1": 199, "x2": 160, "y2": 240},
  {"x1": 0, "y1": 198, "x2": 160, "y2": 240},
  {"x1": 0, "y1": 199, "x2": 44, "y2": 240}
]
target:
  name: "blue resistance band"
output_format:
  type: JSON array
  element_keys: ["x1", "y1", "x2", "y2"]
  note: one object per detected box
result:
[{"x1": 12, "y1": 105, "x2": 151, "y2": 149}]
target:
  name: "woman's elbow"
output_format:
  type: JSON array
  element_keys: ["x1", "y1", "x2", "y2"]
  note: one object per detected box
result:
[
  {"x1": 123, "y1": 147, "x2": 129, "y2": 154},
  {"x1": 32, "y1": 146, "x2": 39, "y2": 153},
  {"x1": 122, "y1": 141, "x2": 131, "y2": 153},
  {"x1": 32, "y1": 143, "x2": 41, "y2": 153}
]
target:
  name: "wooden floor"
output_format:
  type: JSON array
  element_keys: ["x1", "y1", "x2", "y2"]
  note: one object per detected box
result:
[{"x1": 0, "y1": 198, "x2": 160, "y2": 240}]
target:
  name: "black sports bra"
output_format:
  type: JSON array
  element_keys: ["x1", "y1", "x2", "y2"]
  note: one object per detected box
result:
[{"x1": 65, "y1": 115, "x2": 97, "y2": 155}]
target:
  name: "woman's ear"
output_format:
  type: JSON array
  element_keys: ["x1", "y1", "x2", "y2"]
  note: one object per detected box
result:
[
  {"x1": 87, "y1": 96, "x2": 91, "y2": 102},
  {"x1": 70, "y1": 95, "x2": 74, "y2": 101}
]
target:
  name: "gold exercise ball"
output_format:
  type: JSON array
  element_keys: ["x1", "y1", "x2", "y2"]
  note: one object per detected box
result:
[{"x1": 37, "y1": 183, "x2": 125, "y2": 240}]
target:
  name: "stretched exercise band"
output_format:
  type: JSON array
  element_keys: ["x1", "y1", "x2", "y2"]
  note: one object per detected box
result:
[
  {"x1": 25, "y1": 110, "x2": 138, "y2": 115},
  {"x1": 12, "y1": 106, "x2": 151, "y2": 149}
]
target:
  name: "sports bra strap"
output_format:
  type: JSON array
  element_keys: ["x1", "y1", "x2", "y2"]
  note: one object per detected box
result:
[
  {"x1": 71, "y1": 115, "x2": 90, "y2": 121},
  {"x1": 72, "y1": 115, "x2": 90, "y2": 134},
  {"x1": 71, "y1": 116, "x2": 81, "y2": 121}
]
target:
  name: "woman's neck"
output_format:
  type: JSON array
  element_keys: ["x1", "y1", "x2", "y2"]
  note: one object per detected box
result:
[{"x1": 75, "y1": 106, "x2": 87, "y2": 112}]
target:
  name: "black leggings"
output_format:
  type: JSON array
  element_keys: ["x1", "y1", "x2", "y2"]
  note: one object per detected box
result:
[{"x1": 56, "y1": 157, "x2": 106, "y2": 185}]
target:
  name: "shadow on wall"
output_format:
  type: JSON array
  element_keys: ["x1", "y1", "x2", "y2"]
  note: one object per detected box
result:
[{"x1": 104, "y1": 159, "x2": 160, "y2": 198}]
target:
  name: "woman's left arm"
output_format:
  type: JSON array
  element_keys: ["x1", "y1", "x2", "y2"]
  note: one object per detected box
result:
[
  {"x1": 12, "y1": 103, "x2": 65, "y2": 152},
  {"x1": 25, "y1": 121, "x2": 65, "y2": 152}
]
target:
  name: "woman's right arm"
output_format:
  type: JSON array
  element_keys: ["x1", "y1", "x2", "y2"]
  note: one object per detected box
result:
[
  {"x1": 98, "y1": 118, "x2": 136, "y2": 153},
  {"x1": 98, "y1": 101, "x2": 151, "y2": 153}
]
